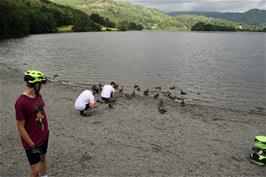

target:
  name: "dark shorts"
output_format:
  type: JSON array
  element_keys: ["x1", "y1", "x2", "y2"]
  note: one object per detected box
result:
[
  {"x1": 25, "y1": 136, "x2": 49, "y2": 165},
  {"x1": 101, "y1": 93, "x2": 113, "y2": 103},
  {"x1": 101, "y1": 97, "x2": 111, "y2": 103},
  {"x1": 80, "y1": 103, "x2": 90, "y2": 116}
]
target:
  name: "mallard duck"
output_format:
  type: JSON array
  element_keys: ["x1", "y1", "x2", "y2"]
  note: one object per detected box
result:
[
  {"x1": 169, "y1": 95, "x2": 177, "y2": 100},
  {"x1": 131, "y1": 90, "x2": 136, "y2": 97},
  {"x1": 108, "y1": 102, "x2": 113, "y2": 108},
  {"x1": 153, "y1": 93, "x2": 159, "y2": 99},
  {"x1": 169, "y1": 86, "x2": 176, "y2": 90},
  {"x1": 125, "y1": 93, "x2": 132, "y2": 99},
  {"x1": 158, "y1": 99, "x2": 163, "y2": 107},
  {"x1": 180, "y1": 89, "x2": 186, "y2": 95},
  {"x1": 98, "y1": 83, "x2": 102, "y2": 92},
  {"x1": 158, "y1": 99, "x2": 167, "y2": 114},
  {"x1": 180, "y1": 99, "x2": 185, "y2": 107},
  {"x1": 143, "y1": 89, "x2": 149, "y2": 96},
  {"x1": 119, "y1": 86, "x2": 123, "y2": 93},
  {"x1": 155, "y1": 86, "x2": 161, "y2": 91},
  {"x1": 162, "y1": 91, "x2": 171, "y2": 97},
  {"x1": 134, "y1": 84, "x2": 139, "y2": 89}
]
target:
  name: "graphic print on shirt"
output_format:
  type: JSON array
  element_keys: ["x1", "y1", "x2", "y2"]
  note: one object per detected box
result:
[{"x1": 34, "y1": 105, "x2": 45, "y2": 131}]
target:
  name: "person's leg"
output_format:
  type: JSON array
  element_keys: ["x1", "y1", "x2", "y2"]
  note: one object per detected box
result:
[
  {"x1": 40, "y1": 154, "x2": 47, "y2": 176},
  {"x1": 39, "y1": 135, "x2": 49, "y2": 176},
  {"x1": 30, "y1": 162, "x2": 42, "y2": 177},
  {"x1": 26, "y1": 149, "x2": 41, "y2": 177}
]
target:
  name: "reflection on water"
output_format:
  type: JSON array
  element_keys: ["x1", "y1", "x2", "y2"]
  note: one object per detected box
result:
[{"x1": 0, "y1": 31, "x2": 265, "y2": 111}]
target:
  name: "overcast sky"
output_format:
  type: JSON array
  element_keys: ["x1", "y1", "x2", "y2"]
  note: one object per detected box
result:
[{"x1": 126, "y1": 0, "x2": 266, "y2": 12}]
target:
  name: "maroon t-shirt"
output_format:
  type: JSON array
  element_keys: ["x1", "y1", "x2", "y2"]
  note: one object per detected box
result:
[{"x1": 15, "y1": 94, "x2": 49, "y2": 150}]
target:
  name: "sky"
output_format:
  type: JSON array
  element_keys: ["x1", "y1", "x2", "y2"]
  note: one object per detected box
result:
[{"x1": 126, "y1": 0, "x2": 266, "y2": 12}]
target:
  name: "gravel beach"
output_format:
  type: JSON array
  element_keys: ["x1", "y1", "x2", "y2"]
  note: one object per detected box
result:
[{"x1": 0, "y1": 64, "x2": 265, "y2": 177}]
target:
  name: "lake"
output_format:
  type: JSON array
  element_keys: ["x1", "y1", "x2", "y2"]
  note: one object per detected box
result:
[{"x1": 0, "y1": 31, "x2": 265, "y2": 111}]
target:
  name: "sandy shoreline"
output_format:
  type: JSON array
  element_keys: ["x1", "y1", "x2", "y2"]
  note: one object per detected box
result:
[{"x1": 0, "y1": 64, "x2": 265, "y2": 177}]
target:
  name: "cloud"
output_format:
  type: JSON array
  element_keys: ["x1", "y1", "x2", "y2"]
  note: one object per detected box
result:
[{"x1": 126, "y1": 0, "x2": 266, "y2": 12}]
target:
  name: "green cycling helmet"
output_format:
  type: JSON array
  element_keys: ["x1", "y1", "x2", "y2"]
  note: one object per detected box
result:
[{"x1": 24, "y1": 70, "x2": 47, "y2": 84}]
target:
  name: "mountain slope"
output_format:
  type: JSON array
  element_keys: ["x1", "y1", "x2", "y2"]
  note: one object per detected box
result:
[
  {"x1": 50, "y1": 0, "x2": 265, "y2": 31},
  {"x1": 168, "y1": 9, "x2": 266, "y2": 25}
]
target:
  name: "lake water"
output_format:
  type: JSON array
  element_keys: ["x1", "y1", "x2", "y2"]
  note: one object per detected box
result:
[{"x1": 0, "y1": 31, "x2": 265, "y2": 111}]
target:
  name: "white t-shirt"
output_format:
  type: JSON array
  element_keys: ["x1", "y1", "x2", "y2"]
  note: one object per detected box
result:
[
  {"x1": 75, "y1": 90, "x2": 95, "y2": 111},
  {"x1": 101, "y1": 85, "x2": 115, "y2": 98}
]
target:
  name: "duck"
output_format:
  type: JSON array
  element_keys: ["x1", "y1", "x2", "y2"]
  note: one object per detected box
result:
[
  {"x1": 131, "y1": 90, "x2": 136, "y2": 97},
  {"x1": 169, "y1": 86, "x2": 176, "y2": 90},
  {"x1": 153, "y1": 93, "x2": 159, "y2": 99},
  {"x1": 180, "y1": 99, "x2": 185, "y2": 107},
  {"x1": 119, "y1": 86, "x2": 124, "y2": 93},
  {"x1": 180, "y1": 89, "x2": 186, "y2": 95},
  {"x1": 98, "y1": 83, "x2": 102, "y2": 92},
  {"x1": 155, "y1": 86, "x2": 161, "y2": 91},
  {"x1": 143, "y1": 89, "x2": 149, "y2": 96},
  {"x1": 162, "y1": 91, "x2": 171, "y2": 97},
  {"x1": 134, "y1": 84, "x2": 139, "y2": 89},
  {"x1": 158, "y1": 99, "x2": 167, "y2": 114},
  {"x1": 108, "y1": 102, "x2": 114, "y2": 108},
  {"x1": 169, "y1": 95, "x2": 177, "y2": 100},
  {"x1": 125, "y1": 93, "x2": 132, "y2": 99}
]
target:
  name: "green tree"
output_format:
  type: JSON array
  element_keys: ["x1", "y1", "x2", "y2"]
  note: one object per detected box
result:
[
  {"x1": 0, "y1": 0, "x2": 29, "y2": 37},
  {"x1": 117, "y1": 21, "x2": 128, "y2": 31},
  {"x1": 72, "y1": 14, "x2": 101, "y2": 32}
]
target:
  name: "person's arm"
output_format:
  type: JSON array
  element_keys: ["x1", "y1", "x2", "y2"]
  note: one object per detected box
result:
[
  {"x1": 90, "y1": 100, "x2": 99, "y2": 109},
  {"x1": 112, "y1": 88, "x2": 115, "y2": 97},
  {"x1": 16, "y1": 119, "x2": 35, "y2": 147}
]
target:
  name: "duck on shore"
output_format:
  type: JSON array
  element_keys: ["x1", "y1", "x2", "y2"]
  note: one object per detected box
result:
[
  {"x1": 143, "y1": 89, "x2": 149, "y2": 96},
  {"x1": 158, "y1": 99, "x2": 167, "y2": 114},
  {"x1": 153, "y1": 93, "x2": 159, "y2": 99}
]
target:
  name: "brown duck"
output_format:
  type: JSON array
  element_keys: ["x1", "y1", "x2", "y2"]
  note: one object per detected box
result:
[
  {"x1": 131, "y1": 90, "x2": 136, "y2": 97},
  {"x1": 158, "y1": 99, "x2": 167, "y2": 114},
  {"x1": 169, "y1": 86, "x2": 176, "y2": 90},
  {"x1": 119, "y1": 86, "x2": 123, "y2": 93},
  {"x1": 98, "y1": 83, "x2": 102, "y2": 92},
  {"x1": 153, "y1": 93, "x2": 159, "y2": 99},
  {"x1": 180, "y1": 99, "x2": 185, "y2": 107},
  {"x1": 125, "y1": 93, "x2": 132, "y2": 99},
  {"x1": 155, "y1": 86, "x2": 161, "y2": 91},
  {"x1": 108, "y1": 102, "x2": 114, "y2": 108},
  {"x1": 180, "y1": 89, "x2": 186, "y2": 95},
  {"x1": 143, "y1": 89, "x2": 149, "y2": 96}
]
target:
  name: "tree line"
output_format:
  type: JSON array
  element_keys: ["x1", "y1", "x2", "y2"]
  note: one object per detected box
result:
[{"x1": 0, "y1": 0, "x2": 143, "y2": 39}]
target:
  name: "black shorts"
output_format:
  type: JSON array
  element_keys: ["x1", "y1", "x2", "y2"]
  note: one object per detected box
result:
[
  {"x1": 101, "y1": 97, "x2": 111, "y2": 103},
  {"x1": 25, "y1": 136, "x2": 49, "y2": 165},
  {"x1": 80, "y1": 103, "x2": 90, "y2": 116}
]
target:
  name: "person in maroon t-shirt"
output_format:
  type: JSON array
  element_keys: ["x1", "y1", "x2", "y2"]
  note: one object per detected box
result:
[{"x1": 15, "y1": 70, "x2": 49, "y2": 177}]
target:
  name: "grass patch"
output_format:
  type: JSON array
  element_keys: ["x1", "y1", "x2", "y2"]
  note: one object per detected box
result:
[{"x1": 57, "y1": 25, "x2": 73, "y2": 32}]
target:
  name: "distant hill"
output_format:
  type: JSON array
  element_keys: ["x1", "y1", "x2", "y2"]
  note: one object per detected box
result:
[
  {"x1": 168, "y1": 9, "x2": 266, "y2": 25},
  {"x1": 50, "y1": 0, "x2": 263, "y2": 31}
]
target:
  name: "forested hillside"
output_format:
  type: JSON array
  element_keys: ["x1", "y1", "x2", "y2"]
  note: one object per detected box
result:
[
  {"x1": 50, "y1": 0, "x2": 265, "y2": 31},
  {"x1": 1, "y1": 0, "x2": 265, "y2": 39},
  {"x1": 168, "y1": 9, "x2": 266, "y2": 25},
  {"x1": 0, "y1": 0, "x2": 105, "y2": 38}
]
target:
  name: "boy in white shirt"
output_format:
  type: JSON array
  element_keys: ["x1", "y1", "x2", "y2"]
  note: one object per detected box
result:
[
  {"x1": 75, "y1": 85, "x2": 99, "y2": 116},
  {"x1": 101, "y1": 81, "x2": 116, "y2": 103}
]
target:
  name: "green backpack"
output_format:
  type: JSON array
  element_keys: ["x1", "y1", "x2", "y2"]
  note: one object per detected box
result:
[{"x1": 250, "y1": 135, "x2": 266, "y2": 166}]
